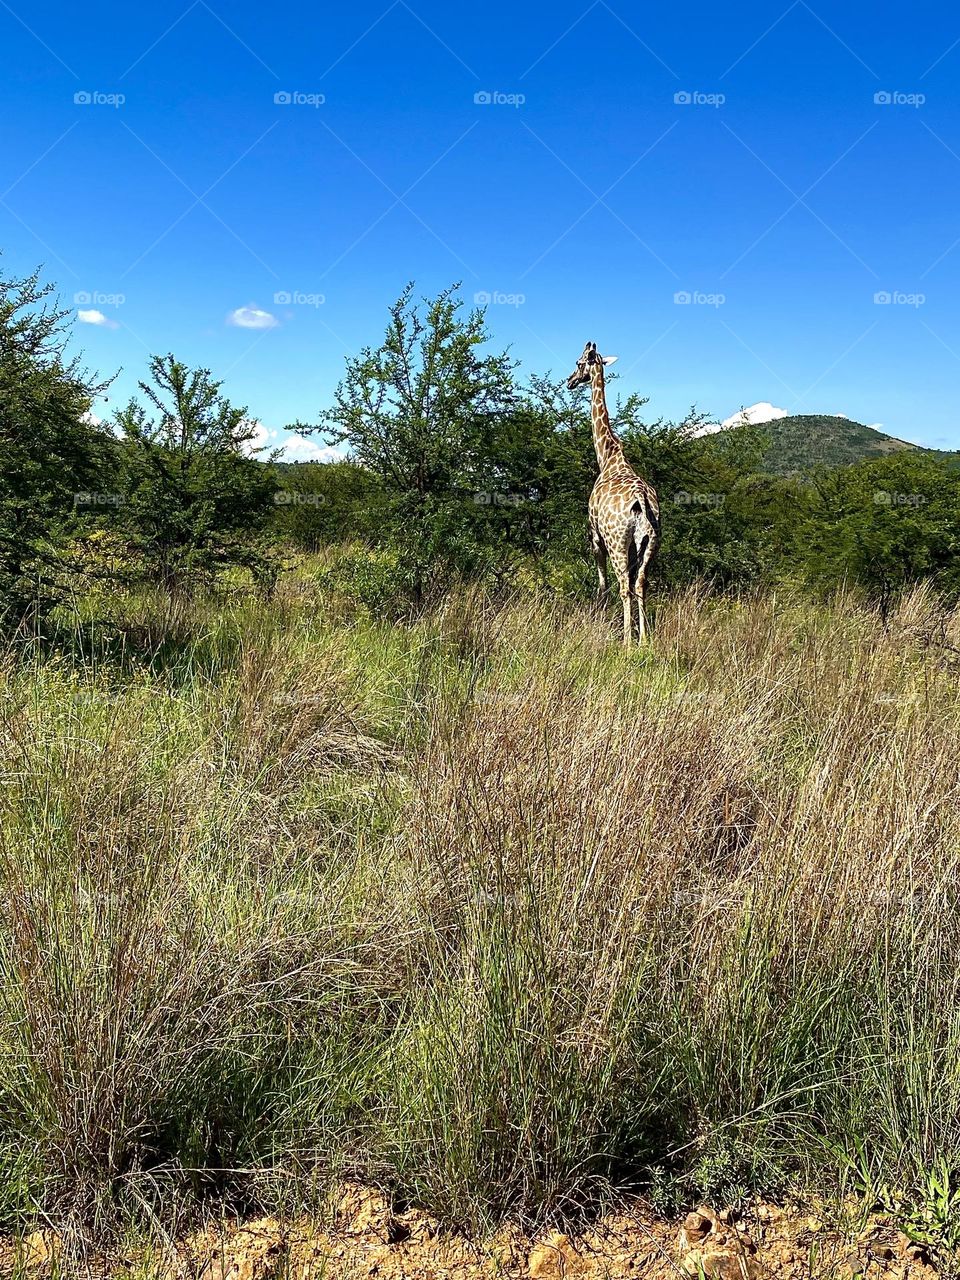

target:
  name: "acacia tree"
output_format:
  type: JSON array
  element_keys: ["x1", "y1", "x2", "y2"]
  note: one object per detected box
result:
[
  {"x1": 297, "y1": 284, "x2": 518, "y2": 601},
  {"x1": 798, "y1": 451, "x2": 960, "y2": 601},
  {"x1": 0, "y1": 266, "x2": 114, "y2": 623},
  {"x1": 116, "y1": 354, "x2": 277, "y2": 594}
]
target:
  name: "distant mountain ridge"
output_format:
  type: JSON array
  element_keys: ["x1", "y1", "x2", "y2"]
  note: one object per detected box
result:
[{"x1": 745, "y1": 414, "x2": 920, "y2": 474}]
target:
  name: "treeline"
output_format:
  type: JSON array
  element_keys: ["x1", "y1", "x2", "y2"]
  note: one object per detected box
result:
[
  {"x1": 1, "y1": 268, "x2": 279, "y2": 622},
  {"x1": 3, "y1": 267, "x2": 960, "y2": 627},
  {"x1": 272, "y1": 283, "x2": 960, "y2": 606}
]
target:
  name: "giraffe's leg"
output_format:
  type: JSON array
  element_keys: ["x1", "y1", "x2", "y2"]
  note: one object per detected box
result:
[
  {"x1": 589, "y1": 521, "x2": 608, "y2": 598},
  {"x1": 633, "y1": 522, "x2": 658, "y2": 645},
  {"x1": 609, "y1": 542, "x2": 635, "y2": 649},
  {"x1": 622, "y1": 590, "x2": 634, "y2": 649}
]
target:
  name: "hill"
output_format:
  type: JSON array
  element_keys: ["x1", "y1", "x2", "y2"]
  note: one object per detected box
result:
[{"x1": 751, "y1": 414, "x2": 919, "y2": 474}]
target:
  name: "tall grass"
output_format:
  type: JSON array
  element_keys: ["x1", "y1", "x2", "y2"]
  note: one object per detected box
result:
[{"x1": 1, "y1": 569, "x2": 960, "y2": 1238}]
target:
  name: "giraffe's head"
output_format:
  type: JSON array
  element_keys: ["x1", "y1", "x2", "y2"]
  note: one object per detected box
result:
[{"x1": 566, "y1": 341, "x2": 617, "y2": 390}]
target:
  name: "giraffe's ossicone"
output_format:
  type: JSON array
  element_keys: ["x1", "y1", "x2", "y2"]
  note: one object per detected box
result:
[{"x1": 566, "y1": 341, "x2": 660, "y2": 647}]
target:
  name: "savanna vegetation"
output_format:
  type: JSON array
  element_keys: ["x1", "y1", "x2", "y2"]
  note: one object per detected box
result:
[{"x1": 3, "y1": 266, "x2": 960, "y2": 1260}]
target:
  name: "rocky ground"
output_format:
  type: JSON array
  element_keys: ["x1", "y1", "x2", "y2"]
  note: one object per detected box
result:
[{"x1": 1, "y1": 1184, "x2": 947, "y2": 1280}]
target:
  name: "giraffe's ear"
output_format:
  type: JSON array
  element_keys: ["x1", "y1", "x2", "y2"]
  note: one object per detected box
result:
[{"x1": 602, "y1": 355, "x2": 618, "y2": 366}]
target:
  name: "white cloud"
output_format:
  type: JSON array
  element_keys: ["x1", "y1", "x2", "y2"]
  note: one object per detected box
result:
[
  {"x1": 719, "y1": 402, "x2": 790, "y2": 430},
  {"x1": 241, "y1": 420, "x2": 345, "y2": 462},
  {"x1": 865, "y1": 423, "x2": 884, "y2": 431},
  {"x1": 227, "y1": 304, "x2": 278, "y2": 330},
  {"x1": 81, "y1": 409, "x2": 102, "y2": 426},
  {"x1": 694, "y1": 402, "x2": 790, "y2": 437},
  {"x1": 283, "y1": 435, "x2": 344, "y2": 462},
  {"x1": 77, "y1": 308, "x2": 118, "y2": 329},
  {"x1": 241, "y1": 419, "x2": 271, "y2": 454}
]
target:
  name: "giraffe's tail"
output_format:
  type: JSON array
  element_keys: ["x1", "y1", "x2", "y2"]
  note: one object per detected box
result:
[{"x1": 628, "y1": 497, "x2": 659, "y2": 591}]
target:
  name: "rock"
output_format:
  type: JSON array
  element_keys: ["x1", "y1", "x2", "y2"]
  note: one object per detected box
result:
[
  {"x1": 678, "y1": 1206, "x2": 759, "y2": 1280},
  {"x1": 683, "y1": 1212, "x2": 715, "y2": 1244},
  {"x1": 839, "y1": 1246, "x2": 864, "y2": 1276},
  {"x1": 680, "y1": 1245, "x2": 760, "y2": 1280},
  {"x1": 20, "y1": 1231, "x2": 62, "y2": 1267},
  {"x1": 528, "y1": 1230, "x2": 586, "y2": 1278}
]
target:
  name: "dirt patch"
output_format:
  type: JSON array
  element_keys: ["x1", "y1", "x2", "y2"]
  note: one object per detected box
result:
[{"x1": 0, "y1": 1184, "x2": 946, "y2": 1279}]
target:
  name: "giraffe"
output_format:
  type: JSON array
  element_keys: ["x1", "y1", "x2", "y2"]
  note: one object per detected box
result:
[{"x1": 567, "y1": 341, "x2": 660, "y2": 647}]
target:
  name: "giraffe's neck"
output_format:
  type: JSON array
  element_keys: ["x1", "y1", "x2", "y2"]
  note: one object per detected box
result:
[{"x1": 590, "y1": 364, "x2": 622, "y2": 469}]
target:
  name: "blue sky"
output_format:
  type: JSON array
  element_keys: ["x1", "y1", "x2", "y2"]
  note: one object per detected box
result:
[{"x1": 3, "y1": 0, "x2": 960, "y2": 455}]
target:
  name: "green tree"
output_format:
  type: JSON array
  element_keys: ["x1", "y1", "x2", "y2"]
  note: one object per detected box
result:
[
  {"x1": 299, "y1": 284, "x2": 518, "y2": 602},
  {"x1": 116, "y1": 355, "x2": 277, "y2": 594},
  {"x1": 797, "y1": 452, "x2": 960, "y2": 600},
  {"x1": 271, "y1": 459, "x2": 383, "y2": 549},
  {"x1": 0, "y1": 265, "x2": 115, "y2": 622}
]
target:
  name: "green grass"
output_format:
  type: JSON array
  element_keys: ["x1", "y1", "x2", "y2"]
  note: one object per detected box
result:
[{"x1": 1, "y1": 566, "x2": 960, "y2": 1250}]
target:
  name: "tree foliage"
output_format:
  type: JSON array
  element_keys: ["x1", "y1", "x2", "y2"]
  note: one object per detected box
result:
[
  {"x1": 116, "y1": 354, "x2": 277, "y2": 594},
  {"x1": 0, "y1": 265, "x2": 114, "y2": 622},
  {"x1": 298, "y1": 284, "x2": 520, "y2": 599},
  {"x1": 4, "y1": 270, "x2": 960, "y2": 618}
]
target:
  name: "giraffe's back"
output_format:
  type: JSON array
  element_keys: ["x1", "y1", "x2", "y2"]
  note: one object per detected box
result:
[{"x1": 589, "y1": 463, "x2": 659, "y2": 543}]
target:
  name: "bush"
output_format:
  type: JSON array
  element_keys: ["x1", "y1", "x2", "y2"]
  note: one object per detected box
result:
[
  {"x1": 115, "y1": 354, "x2": 278, "y2": 595},
  {"x1": 0, "y1": 266, "x2": 114, "y2": 623},
  {"x1": 271, "y1": 460, "x2": 384, "y2": 550}
]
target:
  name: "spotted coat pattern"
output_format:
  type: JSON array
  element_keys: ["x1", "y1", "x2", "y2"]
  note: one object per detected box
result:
[{"x1": 567, "y1": 341, "x2": 660, "y2": 646}]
